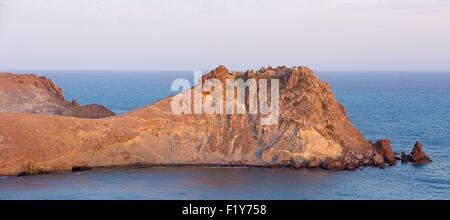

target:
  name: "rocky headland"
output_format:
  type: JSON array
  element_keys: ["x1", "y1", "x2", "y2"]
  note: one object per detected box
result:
[
  {"x1": 0, "y1": 72, "x2": 115, "y2": 118},
  {"x1": 0, "y1": 66, "x2": 431, "y2": 176}
]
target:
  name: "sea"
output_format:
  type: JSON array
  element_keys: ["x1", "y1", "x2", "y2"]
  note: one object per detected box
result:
[{"x1": 0, "y1": 70, "x2": 449, "y2": 199}]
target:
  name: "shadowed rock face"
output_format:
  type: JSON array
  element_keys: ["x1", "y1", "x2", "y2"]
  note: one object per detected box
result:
[
  {"x1": 374, "y1": 139, "x2": 397, "y2": 166},
  {"x1": 0, "y1": 66, "x2": 375, "y2": 175},
  {"x1": 401, "y1": 141, "x2": 432, "y2": 164},
  {"x1": 0, "y1": 72, "x2": 115, "y2": 118},
  {"x1": 62, "y1": 104, "x2": 115, "y2": 119}
]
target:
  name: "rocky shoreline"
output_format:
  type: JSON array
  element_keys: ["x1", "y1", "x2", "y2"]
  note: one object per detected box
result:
[
  {"x1": 0, "y1": 66, "x2": 432, "y2": 176},
  {"x1": 16, "y1": 140, "x2": 433, "y2": 176},
  {"x1": 291, "y1": 140, "x2": 432, "y2": 171}
]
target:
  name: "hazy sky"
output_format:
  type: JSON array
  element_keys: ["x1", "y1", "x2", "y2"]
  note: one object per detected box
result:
[{"x1": 1, "y1": 0, "x2": 449, "y2": 71}]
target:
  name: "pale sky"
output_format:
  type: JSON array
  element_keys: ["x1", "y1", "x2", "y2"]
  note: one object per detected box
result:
[{"x1": 0, "y1": 0, "x2": 449, "y2": 71}]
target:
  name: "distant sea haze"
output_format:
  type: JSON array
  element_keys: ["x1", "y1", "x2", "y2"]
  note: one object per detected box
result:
[{"x1": 1, "y1": 70, "x2": 449, "y2": 199}]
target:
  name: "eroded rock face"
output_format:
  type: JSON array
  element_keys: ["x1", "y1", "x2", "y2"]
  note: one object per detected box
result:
[
  {"x1": 0, "y1": 72, "x2": 70, "y2": 114},
  {"x1": 0, "y1": 72, "x2": 115, "y2": 118},
  {"x1": 0, "y1": 66, "x2": 375, "y2": 175},
  {"x1": 374, "y1": 139, "x2": 397, "y2": 166}
]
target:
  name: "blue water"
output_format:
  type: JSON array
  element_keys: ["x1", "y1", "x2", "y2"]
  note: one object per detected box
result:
[{"x1": 1, "y1": 70, "x2": 449, "y2": 199}]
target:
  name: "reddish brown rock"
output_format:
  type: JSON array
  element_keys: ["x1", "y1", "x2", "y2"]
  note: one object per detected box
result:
[
  {"x1": 321, "y1": 158, "x2": 344, "y2": 171},
  {"x1": 374, "y1": 139, "x2": 397, "y2": 166},
  {"x1": 343, "y1": 156, "x2": 352, "y2": 164},
  {"x1": 361, "y1": 158, "x2": 372, "y2": 166},
  {"x1": 0, "y1": 66, "x2": 376, "y2": 176},
  {"x1": 0, "y1": 72, "x2": 115, "y2": 118},
  {"x1": 410, "y1": 141, "x2": 432, "y2": 164},
  {"x1": 292, "y1": 157, "x2": 307, "y2": 169}
]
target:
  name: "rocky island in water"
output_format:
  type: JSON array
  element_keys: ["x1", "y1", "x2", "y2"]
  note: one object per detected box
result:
[{"x1": 0, "y1": 66, "x2": 431, "y2": 176}]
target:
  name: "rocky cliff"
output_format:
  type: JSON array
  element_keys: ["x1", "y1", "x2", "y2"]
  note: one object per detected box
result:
[
  {"x1": 0, "y1": 72, "x2": 115, "y2": 118},
  {"x1": 0, "y1": 66, "x2": 425, "y2": 176}
]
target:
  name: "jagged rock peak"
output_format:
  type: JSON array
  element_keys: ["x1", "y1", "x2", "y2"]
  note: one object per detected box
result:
[
  {"x1": 202, "y1": 65, "x2": 230, "y2": 82},
  {"x1": 213, "y1": 64, "x2": 229, "y2": 73},
  {"x1": 203, "y1": 65, "x2": 315, "y2": 80}
]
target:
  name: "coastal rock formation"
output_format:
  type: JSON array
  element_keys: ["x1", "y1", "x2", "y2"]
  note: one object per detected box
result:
[
  {"x1": 374, "y1": 139, "x2": 397, "y2": 166},
  {"x1": 306, "y1": 157, "x2": 321, "y2": 168},
  {"x1": 61, "y1": 104, "x2": 115, "y2": 119},
  {"x1": 411, "y1": 142, "x2": 432, "y2": 163},
  {"x1": 0, "y1": 72, "x2": 115, "y2": 118},
  {"x1": 321, "y1": 158, "x2": 344, "y2": 171},
  {"x1": 401, "y1": 141, "x2": 432, "y2": 164},
  {"x1": 0, "y1": 65, "x2": 410, "y2": 175}
]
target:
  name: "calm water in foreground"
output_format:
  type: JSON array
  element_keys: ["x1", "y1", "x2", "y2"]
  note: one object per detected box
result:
[{"x1": 1, "y1": 70, "x2": 449, "y2": 199}]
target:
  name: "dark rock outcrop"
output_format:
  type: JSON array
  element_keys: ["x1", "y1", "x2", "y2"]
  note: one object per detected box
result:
[
  {"x1": 400, "y1": 141, "x2": 432, "y2": 164},
  {"x1": 307, "y1": 157, "x2": 322, "y2": 168},
  {"x1": 293, "y1": 159, "x2": 307, "y2": 169},
  {"x1": 410, "y1": 141, "x2": 432, "y2": 164},
  {"x1": 374, "y1": 139, "x2": 397, "y2": 166},
  {"x1": 401, "y1": 152, "x2": 410, "y2": 163},
  {"x1": 344, "y1": 161, "x2": 359, "y2": 171},
  {"x1": 321, "y1": 157, "x2": 344, "y2": 171},
  {"x1": 62, "y1": 104, "x2": 115, "y2": 119}
]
